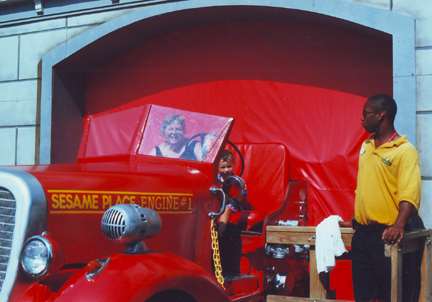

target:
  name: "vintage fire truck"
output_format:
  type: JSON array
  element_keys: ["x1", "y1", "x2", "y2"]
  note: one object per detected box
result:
[{"x1": 0, "y1": 104, "x2": 312, "y2": 301}]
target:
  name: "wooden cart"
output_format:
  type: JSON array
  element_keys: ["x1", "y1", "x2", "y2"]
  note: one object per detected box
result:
[{"x1": 266, "y1": 226, "x2": 432, "y2": 302}]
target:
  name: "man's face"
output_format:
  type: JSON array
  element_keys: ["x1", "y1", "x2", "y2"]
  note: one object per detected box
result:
[{"x1": 361, "y1": 101, "x2": 380, "y2": 133}]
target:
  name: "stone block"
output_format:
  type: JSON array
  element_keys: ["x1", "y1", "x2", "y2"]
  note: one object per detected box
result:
[
  {"x1": 17, "y1": 127, "x2": 36, "y2": 165},
  {"x1": 0, "y1": 36, "x2": 19, "y2": 81},
  {"x1": 341, "y1": 0, "x2": 390, "y2": 9},
  {"x1": 0, "y1": 19, "x2": 66, "y2": 37},
  {"x1": 0, "y1": 99, "x2": 37, "y2": 127},
  {"x1": 19, "y1": 29, "x2": 67, "y2": 80},
  {"x1": 66, "y1": 26, "x2": 96, "y2": 41},
  {"x1": 0, "y1": 80, "x2": 37, "y2": 101},
  {"x1": 416, "y1": 17, "x2": 432, "y2": 47},
  {"x1": 67, "y1": 7, "x2": 139, "y2": 28},
  {"x1": 420, "y1": 180, "x2": 432, "y2": 229},
  {"x1": 417, "y1": 76, "x2": 432, "y2": 111},
  {"x1": 393, "y1": 0, "x2": 432, "y2": 47},
  {"x1": 394, "y1": 76, "x2": 416, "y2": 144},
  {"x1": 416, "y1": 48, "x2": 432, "y2": 76},
  {"x1": 0, "y1": 128, "x2": 16, "y2": 165},
  {"x1": 417, "y1": 114, "x2": 432, "y2": 177},
  {"x1": 0, "y1": 81, "x2": 38, "y2": 126}
]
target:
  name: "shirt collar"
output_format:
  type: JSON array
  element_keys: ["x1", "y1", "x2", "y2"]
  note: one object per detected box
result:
[{"x1": 368, "y1": 134, "x2": 407, "y2": 149}]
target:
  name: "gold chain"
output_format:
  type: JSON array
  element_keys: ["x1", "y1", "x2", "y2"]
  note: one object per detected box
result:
[{"x1": 210, "y1": 219, "x2": 225, "y2": 290}]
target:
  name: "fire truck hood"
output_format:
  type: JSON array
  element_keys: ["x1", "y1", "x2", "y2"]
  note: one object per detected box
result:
[{"x1": 7, "y1": 161, "x2": 212, "y2": 264}]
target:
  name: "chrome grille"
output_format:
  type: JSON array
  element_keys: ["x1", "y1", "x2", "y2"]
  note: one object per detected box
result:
[{"x1": 0, "y1": 187, "x2": 16, "y2": 290}]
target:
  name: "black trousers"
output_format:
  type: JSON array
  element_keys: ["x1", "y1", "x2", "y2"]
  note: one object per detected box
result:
[{"x1": 351, "y1": 221, "x2": 422, "y2": 302}]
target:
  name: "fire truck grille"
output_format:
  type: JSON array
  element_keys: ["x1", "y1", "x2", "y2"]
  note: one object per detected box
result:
[
  {"x1": 101, "y1": 208, "x2": 126, "y2": 240},
  {"x1": 0, "y1": 187, "x2": 16, "y2": 290}
]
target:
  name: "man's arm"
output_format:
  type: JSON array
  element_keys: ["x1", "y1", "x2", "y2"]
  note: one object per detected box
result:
[
  {"x1": 382, "y1": 201, "x2": 414, "y2": 244},
  {"x1": 339, "y1": 212, "x2": 355, "y2": 227}
]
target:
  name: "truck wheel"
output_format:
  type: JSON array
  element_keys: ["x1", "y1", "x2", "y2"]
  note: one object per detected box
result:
[{"x1": 145, "y1": 290, "x2": 197, "y2": 302}]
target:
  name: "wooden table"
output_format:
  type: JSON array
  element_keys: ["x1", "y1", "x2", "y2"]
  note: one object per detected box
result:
[{"x1": 265, "y1": 226, "x2": 432, "y2": 302}]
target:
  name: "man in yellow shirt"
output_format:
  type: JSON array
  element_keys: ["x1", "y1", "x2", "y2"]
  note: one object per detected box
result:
[{"x1": 340, "y1": 94, "x2": 421, "y2": 302}]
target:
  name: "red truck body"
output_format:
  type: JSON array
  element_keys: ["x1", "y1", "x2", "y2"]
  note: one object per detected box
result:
[{"x1": 0, "y1": 104, "x2": 315, "y2": 301}]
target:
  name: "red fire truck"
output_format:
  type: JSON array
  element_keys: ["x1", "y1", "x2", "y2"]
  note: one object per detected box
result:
[{"x1": 0, "y1": 104, "x2": 311, "y2": 301}]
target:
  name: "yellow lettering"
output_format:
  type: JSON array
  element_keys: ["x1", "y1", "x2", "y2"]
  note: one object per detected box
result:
[
  {"x1": 59, "y1": 194, "x2": 66, "y2": 209},
  {"x1": 103, "y1": 195, "x2": 112, "y2": 209},
  {"x1": 52, "y1": 194, "x2": 59, "y2": 209},
  {"x1": 173, "y1": 197, "x2": 179, "y2": 210},
  {"x1": 74, "y1": 195, "x2": 81, "y2": 209},
  {"x1": 92, "y1": 195, "x2": 99, "y2": 209},
  {"x1": 166, "y1": 196, "x2": 172, "y2": 210},
  {"x1": 66, "y1": 194, "x2": 73, "y2": 209},
  {"x1": 50, "y1": 192, "x2": 193, "y2": 212},
  {"x1": 148, "y1": 196, "x2": 155, "y2": 209},
  {"x1": 155, "y1": 197, "x2": 162, "y2": 210},
  {"x1": 141, "y1": 196, "x2": 147, "y2": 208},
  {"x1": 49, "y1": 193, "x2": 149, "y2": 210},
  {"x1": 83, "y1": 195, "x2": 92, "y2": 209}
]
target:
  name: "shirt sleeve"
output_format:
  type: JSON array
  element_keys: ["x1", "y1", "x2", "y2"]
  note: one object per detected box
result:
[{"x1": 398, "y1": 146, "x2": 421, "y2": 214}]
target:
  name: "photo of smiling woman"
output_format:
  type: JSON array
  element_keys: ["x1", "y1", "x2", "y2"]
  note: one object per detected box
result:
[{"x1": 148, "y1": 114, "x2": 203, "y2": 161}]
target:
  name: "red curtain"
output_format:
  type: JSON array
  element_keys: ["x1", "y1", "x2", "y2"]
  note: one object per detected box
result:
[{"x1": 85, "y1": 19, "x2": 392, "y2": 225}]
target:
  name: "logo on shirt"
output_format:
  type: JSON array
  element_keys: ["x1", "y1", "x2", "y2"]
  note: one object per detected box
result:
[{"x1": 381, "y1": 157, "x2": 392, "y2": 166}]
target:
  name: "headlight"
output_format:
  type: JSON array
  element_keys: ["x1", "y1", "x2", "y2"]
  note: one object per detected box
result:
[
  {"x1": 21, "y1": 233, "x2": 64, "y2": 279},
  {"x1": 21, "y1": 236, "x2": 52, "y2": 277}
]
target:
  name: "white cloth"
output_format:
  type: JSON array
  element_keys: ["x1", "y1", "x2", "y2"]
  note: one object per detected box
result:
[{"x1": 316, "y1": 215, "x2": 347, "y2": 274}]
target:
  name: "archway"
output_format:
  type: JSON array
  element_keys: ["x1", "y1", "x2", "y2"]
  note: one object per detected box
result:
[
  {"x1": 41, "y1": 1, "x2": 415, "y2": 165},
  {"x1": 40, "y1": 2, "x2": 414, "y2": 224}
]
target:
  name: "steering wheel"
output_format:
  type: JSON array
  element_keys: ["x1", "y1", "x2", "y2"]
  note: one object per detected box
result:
[
  {"x1": 226, "y1": 141, "x2": 244, "y2": 177},
  {"x1": 185, "y1": 133, "x2": 244, "y2": 177},
  {"x1": 185, "y1": 132, "x2": 218, "y2": 160}
]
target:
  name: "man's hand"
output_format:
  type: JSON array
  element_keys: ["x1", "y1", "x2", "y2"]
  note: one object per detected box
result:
[
  {"x1": 339, "y1": 212, "x2": 355, "y2": 228},
  {"x1": 382, "y1": 225, "x2": 405, "y2": 244},
  {"x1": 382, "y1": 201, "x2": 414, "y2": 245},
  {"x1": 339, "y1": 220, "x2": 353, "y2": 227}
]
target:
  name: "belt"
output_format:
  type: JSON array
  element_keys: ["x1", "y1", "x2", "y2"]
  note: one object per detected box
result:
[{"x1": 352, "y1": 219, "x2": 388, "y2": 233}]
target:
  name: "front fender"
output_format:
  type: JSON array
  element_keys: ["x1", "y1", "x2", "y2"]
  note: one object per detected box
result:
[{"x1": 20, "y1": 253, "x2": 231, "y2": 302}]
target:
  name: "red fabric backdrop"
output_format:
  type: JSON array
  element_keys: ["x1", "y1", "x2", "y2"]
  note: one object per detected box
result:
[{"x1": 84, "y1": 19, "x2": 392, "y2": 225}]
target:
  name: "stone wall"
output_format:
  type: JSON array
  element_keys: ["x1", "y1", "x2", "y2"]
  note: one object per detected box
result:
[{"x1": 0, "y1": 0, "x2": 431, "y2": 226}]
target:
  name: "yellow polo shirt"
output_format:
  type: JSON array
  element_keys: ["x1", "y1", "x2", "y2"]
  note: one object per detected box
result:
[{"x1": 354, "y1": 135, "x2": 421, "y2": 226}]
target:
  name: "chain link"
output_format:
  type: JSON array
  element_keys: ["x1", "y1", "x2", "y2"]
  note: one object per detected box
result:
[{"x1": 210, "y1": 219, "x2": 225, "y2": 290}]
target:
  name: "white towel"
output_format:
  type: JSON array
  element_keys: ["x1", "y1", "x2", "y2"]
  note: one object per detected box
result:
[{"x1": 316, "y1": 215, "x2": 347, "y2": 274}]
